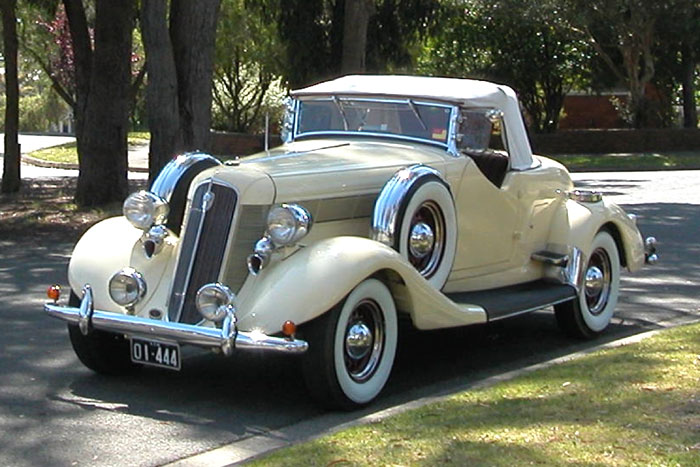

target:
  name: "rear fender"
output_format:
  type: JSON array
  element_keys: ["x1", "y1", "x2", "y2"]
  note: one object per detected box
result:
[
  {"x1": 548, "y1": 199, "x2": 644, "y2": 271},
  {"x1": 235, "y1": 236, "x2": 487, "y2": 334}
]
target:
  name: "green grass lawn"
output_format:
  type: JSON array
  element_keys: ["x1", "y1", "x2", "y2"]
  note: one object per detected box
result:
[
  {"x1": 252, "y1": 323, "x2": 700, "y2": 466},
  {"x1": 26, "y1": 133, "x2": 150, "y2": 165},
  {"x1": 550, "y1": 151, "x2": 700, "y2": 171}
]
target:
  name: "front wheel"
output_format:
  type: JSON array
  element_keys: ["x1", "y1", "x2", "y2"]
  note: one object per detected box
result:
[
  {"x1": 67, "y1": 291, "x2": 139, "y2": 375},
  {"x1": 555, "y1": 231, "x2": 620, "y2": 339},
  {"x1": 301, "y1": 279, "x2": 398, "y2": 410}
]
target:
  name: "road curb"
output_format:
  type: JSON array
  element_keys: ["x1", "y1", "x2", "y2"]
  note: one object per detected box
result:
[{"x1": 164, "y1": 325, "x2": 692, "y2": 467}]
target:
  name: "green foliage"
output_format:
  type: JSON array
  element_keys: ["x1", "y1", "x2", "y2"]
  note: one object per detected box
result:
[
  {"x1": 366, "y1": 0, "x2": 441, "y2": 72},
  {"x1": 275, "y1": 0, "x2": 440, "y2": 88},
  {"x1": 420, "y1": 0, "x2": 591, "y2": 133},
  {"x1": 212, "y1": 0, "x2": 286, "y2": 133},
  {"x1": 0, "y1": 49, "x2": 70, "y2": 132},
  {"x1": 567, "y1": 0, "x2": 679, "y2": 128},
  {"x1": 18, "y1": 92, "x2": 64, "y2": 132}
]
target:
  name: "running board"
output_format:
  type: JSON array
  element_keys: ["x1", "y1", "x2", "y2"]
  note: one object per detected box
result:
[{"x1": 446, "y1": 280, "x2": 577, "y2": 321}]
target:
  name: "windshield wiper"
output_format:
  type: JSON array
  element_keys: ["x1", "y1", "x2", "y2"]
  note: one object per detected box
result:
[
  {"x1": 407, "y1": 99, "x2": 427, "y2": 131},
  {"x1": 332, "y1": 96, "x2": 350, "y2": 131}
]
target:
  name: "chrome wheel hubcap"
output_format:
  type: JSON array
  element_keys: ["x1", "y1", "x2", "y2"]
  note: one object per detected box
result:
[
  {"x1": 344, "y1": 299, "x2": 385, "y2": 383},
  {"x1": 584, "y1": 249, "x2": 612, "y2": 315},
  {"x1": 585, "y1": 266, "x2": 604, "y2": 295},
  {"x1": 345, "y1": 323, "x2": 372, "y2": 359},
  {"x1": 409, "y1": 222, "x2": 435, "y2": 259},
  {"x1": 407, "y1": 201, "x2": 445, "y2": 279}
]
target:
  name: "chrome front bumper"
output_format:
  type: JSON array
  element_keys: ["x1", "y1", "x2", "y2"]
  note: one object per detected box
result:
[{"x1": 45, "y1": 285, "x2": 308, "y2": 356}]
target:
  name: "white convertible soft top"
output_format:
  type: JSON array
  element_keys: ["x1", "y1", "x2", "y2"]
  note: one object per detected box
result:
[{"x1": 292, "y1": 75, "x2": 536, "y2": 170}]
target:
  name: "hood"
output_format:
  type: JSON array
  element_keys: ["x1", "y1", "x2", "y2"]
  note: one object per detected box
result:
[{"x1": 239, "y1": 138, "x2": 446, "y2": 202}]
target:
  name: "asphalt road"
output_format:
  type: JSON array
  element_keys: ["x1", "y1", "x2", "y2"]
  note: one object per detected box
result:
[{"x1": 0, "y1": 170, "x2": 698, "y2": 466}]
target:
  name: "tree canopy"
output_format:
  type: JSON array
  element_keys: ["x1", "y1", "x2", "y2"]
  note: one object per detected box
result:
[{"x1": 1, "y1": 0, "x2": 699, "y2": 204}]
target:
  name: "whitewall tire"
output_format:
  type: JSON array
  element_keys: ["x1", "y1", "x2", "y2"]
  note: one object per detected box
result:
[
  {"x1": 555, "y1": 231, "x2": 620, "y2": 338},
  {"x1": 395, "y1": 178, "x2": 457, "y2": 289},
  {"x1": 301, "y1": 278, "x2": 398, "y2": 409}
]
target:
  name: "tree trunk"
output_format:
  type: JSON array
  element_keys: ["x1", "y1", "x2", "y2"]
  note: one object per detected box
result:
[
  {"x1": 681, "y1": 44, "x2": 698, "y2": 129},
  {"x1": 341, "y1": 0, "x2": 374, "y2": 74},
  {"x1": 141, "y1": 0, "x2": 181, "y2": 181},
  {"x1": 63, "y1": 0, "x2": 92, "y2": 144},
  {"x1": 170, "y1": 0, "x2": 221, "y2": 151},
  {"x1": 1, "y1": 0, "x2": 20, "y2": 193},
  {"x1": 74, "y1": 0, "x2": 134, "y2": 207}
]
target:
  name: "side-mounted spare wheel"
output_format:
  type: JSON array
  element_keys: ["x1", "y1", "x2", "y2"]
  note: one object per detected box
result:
[
  {"x1": 301, "y1": 278, "x2": 398, "y2": 410},
  {"x1": 67, "y1": 291, "x2": 139, "y2": 375},
  {"x1": 372, "y1": 165, "x2": 457, "y2": 289},
  {"x1": 395, "y1": 177, "x2": 457, "y2": 289},
  {"x1": 555, "y1": 230, "x2": 621, "y2": 339}
]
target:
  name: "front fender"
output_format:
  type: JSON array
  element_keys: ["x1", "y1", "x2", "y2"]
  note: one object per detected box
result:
[
  {"x1": 235, "y1": 236, "x2": 487, "y2": 334},
  {"x1": 548, "y1": 199, "x2": 645, "y2": 271},
  {"x1": 67, "y1": 216, "x2": 177, "y2": 314}
]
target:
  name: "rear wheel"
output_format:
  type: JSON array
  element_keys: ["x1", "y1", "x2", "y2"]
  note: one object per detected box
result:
[
  {"x1": 555, "y1": 231, "x2": 620, "y2": 339},
  {"x1": 67, "y1": 291, "x2": 139, "y2": 375},
  {"x1": 301, "y1": 279, "x2": 398, "y2": 410}
]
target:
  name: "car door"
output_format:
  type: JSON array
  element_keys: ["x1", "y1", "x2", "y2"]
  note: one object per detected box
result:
[{"x1": 448, "y1": 108, "x2": 554, "y2": 286}]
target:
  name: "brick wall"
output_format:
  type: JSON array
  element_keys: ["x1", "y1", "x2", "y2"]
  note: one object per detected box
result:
[
  {"x1": 208, "y1": 132, "x2": 271, "y2": 156},
  {"x1": 559, "y1": 95, "x2": 626, "y2": 130}
]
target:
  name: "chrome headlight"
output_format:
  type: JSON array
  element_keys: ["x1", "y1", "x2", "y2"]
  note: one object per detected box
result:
[
  {"x1": 123, "y1": 190, "x2": 169, "y2": 230},
  {"x1": 108, "y1": 267, "x2": 146, "y2": 307},
  {"x1": 196, "y1": 283, "x2": 236, "y2": 322},
  {"x1": 266, "y1": 204, "x2": 311, "y2": 247}
]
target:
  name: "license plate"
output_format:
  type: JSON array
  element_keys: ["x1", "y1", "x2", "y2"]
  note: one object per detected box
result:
[{"x1": 130, "y1": 337, "x2": 181, "y2": 370}]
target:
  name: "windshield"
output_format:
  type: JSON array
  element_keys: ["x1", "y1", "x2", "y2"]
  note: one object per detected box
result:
[{"x1": 296, "y1": 98, "x2": 453, "y2": 146}]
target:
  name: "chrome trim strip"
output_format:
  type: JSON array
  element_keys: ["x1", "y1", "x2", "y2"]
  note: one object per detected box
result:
[
  {"x1": 568, "y1": 190, "x2": 603, "y2": 203},
  {"x1": 150, "y1": 152, "x2": 222, "y2": 203},
  {"x1": 46, "y1": 298, "x2": 308, "y2": 356},
  {"x1": 531, "y1": 251, "x2": 569, "y2": 267},
  {"x1": 370, "y1": 164, "x2": 448, "y2": 247},
  {"x1": 541, "y1": 246, "x2": 586, "y2": 293},
  {"x1": 446, "y1": 106, "x2": 460, "y2": 157},
  {"x1": 168, "y1": 181, "x2": 212, "y2": 321},
  {"x1": 563, "y1": 247, "x2": 586, "y2": 292}
]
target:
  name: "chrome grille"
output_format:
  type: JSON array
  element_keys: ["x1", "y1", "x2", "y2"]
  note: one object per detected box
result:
[
  {"x1": 168, "y1": 181, "x2": 238, "y2": 324},
  {"x1": 221, "y1": 205, "x2": 268, "y2": 291}
]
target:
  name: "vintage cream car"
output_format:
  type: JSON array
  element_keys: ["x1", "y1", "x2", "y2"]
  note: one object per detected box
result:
[{"x1": 46, "y1": 75, "x2": 657, "y2": 409}]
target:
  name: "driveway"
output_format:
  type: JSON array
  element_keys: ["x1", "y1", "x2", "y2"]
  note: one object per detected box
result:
[{"x1": 0, "y1": 133, "x2": 148, "y2": 179}]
